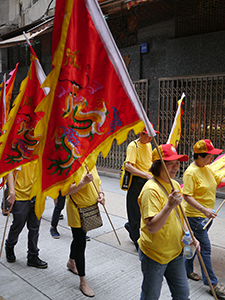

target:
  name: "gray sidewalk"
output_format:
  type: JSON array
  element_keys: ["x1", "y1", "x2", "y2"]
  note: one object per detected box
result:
[{"x1": 0, "y1": 172, "x2": 224, "y2": 300}]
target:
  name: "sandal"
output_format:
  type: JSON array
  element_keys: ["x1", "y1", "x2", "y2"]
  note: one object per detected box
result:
[
  {"x1": 187, "y1": 272, "x2": 200, "y2": 281},
  {"x1": 213, "y1": 283, "x2": 225, "y2": 297}
]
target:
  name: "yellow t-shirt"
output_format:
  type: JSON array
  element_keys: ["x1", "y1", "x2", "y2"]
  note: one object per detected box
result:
[
  {"x1": 183, "y1": 163, "x2": 221, "y2": 217},
  {"x1": 125, "y1": 140, "x2": 152, "y2": 176},
  {"x1": 14, "y1": 162, "x2": 37, "y2": 201},
  {"x1": 66, "y1": 166, "x2": 102, "y2": 228},
  {"x1": 138, "y1": 177, "x2": 184, "y2": 264}
]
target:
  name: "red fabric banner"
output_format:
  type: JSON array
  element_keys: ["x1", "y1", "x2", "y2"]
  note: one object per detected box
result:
[
  {"x1": 0, "y1": 49, "x2": 45, "y2": 177},
  {"x1": 33, "y1": 0, "x2": 146, "y2": 218}
]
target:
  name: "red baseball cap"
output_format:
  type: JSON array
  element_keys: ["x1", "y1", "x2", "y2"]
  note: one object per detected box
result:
[
  {"x1": 152, "y1": 144, "x2": 189, "y2": 162},
  {"x1": 193, "y1": 139, "x2": 223, "y2": 155},
  {"x1": 142, "y1": 123, "x2": 159, "y2": 135}
]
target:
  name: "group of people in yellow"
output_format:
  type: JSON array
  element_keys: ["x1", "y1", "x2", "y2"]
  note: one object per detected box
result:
[
  {"x1": 124, "y1": 131, "x2": 225, "y2": 300},
  {"x1": 5, "y1": 163, "x2": 104, "y2": 298},
  {"x1": 3, "y1": 127, "x2": 225, "y2": 299}
]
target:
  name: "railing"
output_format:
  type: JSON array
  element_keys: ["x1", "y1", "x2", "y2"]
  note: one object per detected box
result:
[{"x1": 158, "y1": 73, "x2": 225, "y2": 177}]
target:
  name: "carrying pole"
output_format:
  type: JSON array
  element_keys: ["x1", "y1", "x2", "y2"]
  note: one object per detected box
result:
[
  {"x1": 203, "y1": 199, "x2": 225, "y2": 230},
  {"x1": 0, "y1": 171, "x2": 19, "y2": 259},
  {"x1": 151, "y1": 136, "x2": 218, "y2": 300},
  {"x1": 85, "y1": 166, "x2": 121, "y2": 245}
]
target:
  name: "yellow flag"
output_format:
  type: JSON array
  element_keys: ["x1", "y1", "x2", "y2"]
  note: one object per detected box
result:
[{"x1": 167, "y1": 93, "x2": 185, "y2": 147}]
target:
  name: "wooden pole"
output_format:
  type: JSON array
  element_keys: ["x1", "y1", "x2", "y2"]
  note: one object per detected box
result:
[
  {"x1": 85, "y1": 166, "x2": 121, "y2": 245},
  {"x1": 152, "y1": 136, "x2": 218, "y2": 300},
  {"x1": 0, "y1": 171, "x2": 19, "y2": 259},
  {"x1": 203, "y1": 199, "x2": 225, "y2": 230},
  {"x1": 2, "y1": 184, "x2": 5, "y2": 214}
]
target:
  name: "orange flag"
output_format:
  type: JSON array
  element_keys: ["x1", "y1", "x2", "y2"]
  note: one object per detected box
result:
[
  {"x1": 0, "y1": 46, "x2": 46, "y2": 177},
  {"x1": 32, "y1": 0, "x2": 155, "y2": 218}
]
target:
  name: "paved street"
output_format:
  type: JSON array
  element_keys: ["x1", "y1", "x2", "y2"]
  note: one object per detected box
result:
[{"x1": 0, "y1": 171, "x2": 224, "y2": 300}]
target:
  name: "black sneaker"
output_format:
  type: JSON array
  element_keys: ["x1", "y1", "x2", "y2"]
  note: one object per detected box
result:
[
  {"x1": 27, "y1": 256, "x2": 48, "y2": 269},
  {"x1": 50, "y1": 227, "x2": 60, "y2": 239},
  {"x1": 5, "y1": 245, "x2": 16, "y2": 263}
]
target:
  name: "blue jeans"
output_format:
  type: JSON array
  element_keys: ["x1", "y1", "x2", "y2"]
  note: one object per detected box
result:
[
  {"x1": 139, "y1": 249, "x2": 190, "y2": 300},
  {"x1": 185, "y1": 217, "x2": 218, "y2": 286}
]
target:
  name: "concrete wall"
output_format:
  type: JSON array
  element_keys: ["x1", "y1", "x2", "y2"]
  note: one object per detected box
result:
[{"x1": 120, "y1": 18, "x2": 225, "y2": 126}]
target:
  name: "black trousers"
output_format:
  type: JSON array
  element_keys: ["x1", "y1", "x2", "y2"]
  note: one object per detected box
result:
[
  {"x1": 126, "y1": 176, "x2": 147, "y2": 244},
  {"x1": 51, "y1": 191, "x2": 65, "y2": 228},
  {"x1": 70, "y1": 227, "x2": 86, "y2": 277},
  {"x1": 5, "y1": 199, "x2": 40, "y2": 258}
]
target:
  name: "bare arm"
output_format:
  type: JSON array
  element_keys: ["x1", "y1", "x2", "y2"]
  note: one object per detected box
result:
[
  {"x1": 145, "y1": 190, "x2": 182, "y2": 234},
  {"x1": 183, "y1": 194, "x2": 217, "y2": 219},
  {"x1": 6, "y1": 171, "x2": 16, "y2": 207},
  {"x1": 125, "y1": 162, "x2": 152, "y2": 180},
  {"x1": 66, "y1": 173, "x2": 93, "y2": 196}
]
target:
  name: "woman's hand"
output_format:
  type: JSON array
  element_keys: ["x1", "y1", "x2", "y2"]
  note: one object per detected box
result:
[
  {"x1": 81, "y1": 173, "x2": 94, "y2": 185},
  {"x1": 97, "y1": 191, "x2": 105, "y2": 206},
  {"x1": 191, "y1": 236, "x2": 201, "y2": 253},
  {"x1": 167, "y1": 190, "x2": 182, "y2": 209},
  {"x1": 203, "y1": 207, "x2": 217, "y2": 219}
]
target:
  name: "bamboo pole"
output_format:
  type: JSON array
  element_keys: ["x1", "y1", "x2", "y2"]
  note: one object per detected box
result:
[
  {"x1": 85, "y1": 165, "x2": 121, "y2": 245},
  {"x1": 152, "y1": 136, "x2": 218, "y2": 300},
  {"x1": 203, "y1": 199, "x2": 225, "y2": 230}
]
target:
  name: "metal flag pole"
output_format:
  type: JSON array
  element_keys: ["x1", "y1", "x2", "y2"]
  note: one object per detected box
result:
[
  {"x1": 151, "y1": 136, "x2": 218, "y2": 300},
  {"x1": 85, "y1": 166, "x2": 121, "y2": 245}
]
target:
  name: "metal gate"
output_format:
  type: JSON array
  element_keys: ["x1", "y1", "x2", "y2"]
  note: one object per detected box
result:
[
  {"x1": 158, "y1": 74, "x2": 225, "y2": 177},
  {"x1": 96, "y1": 79, "x2": 149, "y2": 171}
]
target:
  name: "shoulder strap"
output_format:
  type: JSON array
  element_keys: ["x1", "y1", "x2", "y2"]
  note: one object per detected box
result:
[
  {"x1": 152, "y1": 178, "x2": 185, "y2": 232},
  {"x1": 152, "y1": 178, "x2": 169, "y2": 196},
  {"x1": 69, "y1": 195, "x2": 79, "y2": 208}
]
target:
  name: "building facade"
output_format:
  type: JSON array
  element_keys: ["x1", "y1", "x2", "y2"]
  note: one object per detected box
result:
[{"x1": 1, "y1": 0, "x2": 225, "y2": 174}]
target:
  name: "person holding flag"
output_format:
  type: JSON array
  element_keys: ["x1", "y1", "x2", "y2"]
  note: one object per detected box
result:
[
  {"x1": 183, "y1": 139, "x2": 225, "y2": 298},
  {"x1": 66, "y1": 166, "x2": 105, "y2": 298},
  {"x1": 124, "y1": 124, "x2": 159, "y2": 250},
  {"x1": 5, "y1": 162, "x2": 48, "y2": 269},
  {"x1": 138, "y1": 144, "x2": 199, "y2": 300}
]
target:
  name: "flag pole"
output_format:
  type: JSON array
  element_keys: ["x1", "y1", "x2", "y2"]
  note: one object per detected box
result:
[
  {"x1": 85, "y1": 166, "x2": 121, "y2": 245},
  {"x1": 151, "y1": 136, "x2": 218, "y2": 300},
  {"x1": 203, "y1": 199, "x2": 225, "y2": 230},
  {"x1": 0, "y1": 170, "x2": 19, "y2": 259}
]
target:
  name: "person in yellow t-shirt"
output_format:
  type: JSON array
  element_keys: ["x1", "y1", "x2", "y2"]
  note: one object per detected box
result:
[
  {"x1": 183, "y1": 139, "x2": 225, "y2": 298},
  {"x1": 5, "y1": 162, "x2": 47, "y2": 269},
  {"x1": 138, "y1": 144, "x2": 199, "y2": 300},
  {"x1": 124, "y1": 125, "x2": 159, "y2": 250},
  {"x1": 65, "y1": 166, "x2": 105, "y2": 298}
]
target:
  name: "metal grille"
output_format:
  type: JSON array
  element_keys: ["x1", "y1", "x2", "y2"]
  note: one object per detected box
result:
[
  {"x1": 158, "y1": 74, "x2": 225, "y2": 177},
  {"x1": 176, "y1": 0, "x2": 225, "y2": 38},
  {"x1": 96, "y1": 79, "x2": 149, "y2": 170}
]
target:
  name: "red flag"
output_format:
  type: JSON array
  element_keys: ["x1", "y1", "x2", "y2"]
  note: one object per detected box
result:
[
  {"x1": 0, "y1": 76, "x2": 6, "y2": 137},
  {"x1": 0, "y1": 46, "x2": 46, "y2": 177},
  {"x1": 5, "y1": 63, "x2": 19, "y2": 118},
  {"x1": 32, "y1": 0, "x2": 154, "y2": 218}
]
